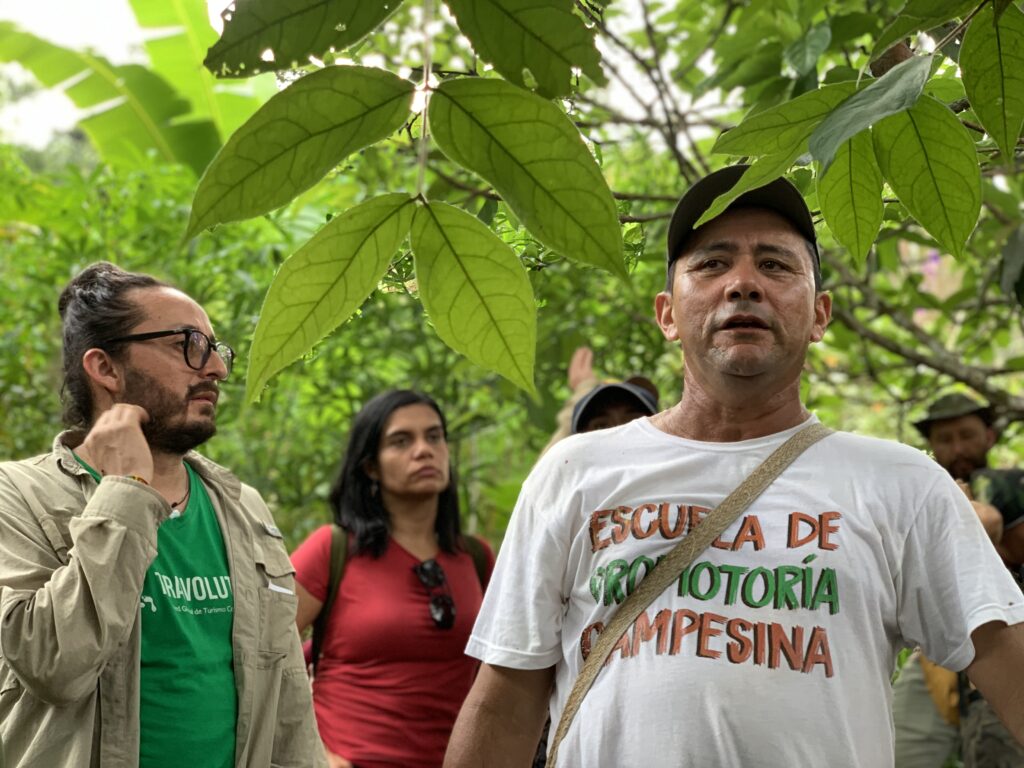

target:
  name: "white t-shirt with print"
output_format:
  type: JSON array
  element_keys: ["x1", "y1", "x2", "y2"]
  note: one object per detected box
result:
[{"x1": 467, "y1": 416, "x2": 1024, "y2": 768}]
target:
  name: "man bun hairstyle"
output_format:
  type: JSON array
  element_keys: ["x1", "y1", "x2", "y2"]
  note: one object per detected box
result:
[{"x1": 58, "y1": 262, "x2": 166, "y2": 429}]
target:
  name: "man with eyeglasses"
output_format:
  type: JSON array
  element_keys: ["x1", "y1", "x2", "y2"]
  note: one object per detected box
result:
[{"x1": 0, "y1": 262, "x2": 326, "y2": 767}]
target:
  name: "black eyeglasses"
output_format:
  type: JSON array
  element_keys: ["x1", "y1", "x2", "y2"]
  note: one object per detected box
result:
[
  {"x1": 104, "y1": 328, "x2": 235, "y2": 376},
  {"x1": 413, "y1": 559, "x2": 456, "y2": 630}
]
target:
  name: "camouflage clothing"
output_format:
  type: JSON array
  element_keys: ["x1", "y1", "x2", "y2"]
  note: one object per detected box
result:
[
  {"x1": 961, "y1": 692, "x2": 1024, "y2": 768},
  {"x1": 973, "y1": 468, "x2": 1024, "y2": 585},
  {"x1": 972, "y1": 468, "x2": 1024, "y2": 530},
  {"x1": 958, "y1": 470, "x2": 1024, "y2": 764}
]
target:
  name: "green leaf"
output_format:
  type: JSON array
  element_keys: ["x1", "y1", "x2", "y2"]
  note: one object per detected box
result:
[
  {"x1": 698, "y1": 42, "x2": 784, "y2": 97},
  {"x1": 871, "y1": 0, "x2": 976, "y2": 60},
  {"x1": 809, "y1": 54, "x2": 932, "y2": 174},
  {"x1": 477, "y1": 197, "x2": 498, "y2": 225},
  {"x1": 444, "y1": 0, "x2": 605, "y2": 98},
  {"x1": 186, "y1": 66, "x2": 414, "y2": 240},
  {"x1": 923, "y1": 73, "x2": 966, "y2": 103},
  {"x1": 0, "y1": 23, "x2": 219, "y2": 175},
  {"x1": 823, "y1": 65, "x2": 862, "y2": 84},
  {"x1": 816, "y1": 131, "x2": 884, "y2": 263},
  {"x1": 245, "y1": 194, "x2": 416, "y2": 401},
  {"x1": 411, "y1": 202, "x2": 537, "y2": 393},
  {"x1": 961, "y1": 3, "x2": 1024, "y2": 161},
  {"x1": 205, "y1": 0, "x2": 405, "y2": 78},
  {"x1": 1000, "y1": 223, "x2": 1024, "y2": 304},
  {"x1": 127, "y1": 0, "x2": 271, "y2": 140},
  {"x1": 712, "y1": 82, "x2": 855, "y2": 156},
  {"x1": 694, "y1": 149, "x2": 806, "y2": 229},
  {"x1": 785, "y1": 24, "x2": 832, "y2": 76},
  {"x1": 995, "y1": 0, "x2": 1014, "y2": 23},
  {"x1": 872, "y1": 95, "x2": 981, "y2": 258},
  {"x1": 429, "y1": 78, "x2": 625, "y2": 276},
  {"x1": 829, "y1": 12, "x2": 883, "y2": 48}
]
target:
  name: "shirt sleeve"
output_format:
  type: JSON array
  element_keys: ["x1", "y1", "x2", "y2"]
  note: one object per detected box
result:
[
  {"x1": 466, "y1": 458, "x2": 572, "y2": 669},
  {"x1": 896, "y1": 472, "x2": 1024, "y2": 671},
  {"x1": 290, "y1": 524, "x2": 333, "y2": 602}
]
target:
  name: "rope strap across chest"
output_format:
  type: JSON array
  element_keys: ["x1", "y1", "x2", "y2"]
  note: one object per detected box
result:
[{"x1": 546, "y1": 422, "x2": 833, "y2": 767}]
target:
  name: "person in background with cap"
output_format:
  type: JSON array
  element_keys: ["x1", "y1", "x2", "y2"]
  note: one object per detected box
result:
[
  {"x1": 539, "y1": 346, "x2": 660, "y2": 457},
  {"x1": 891, "y1": 392, "x2": 1024, "y2": 768},
  {"x1": 444, "y1": 165, "x2": 1024, "y2": 768}
]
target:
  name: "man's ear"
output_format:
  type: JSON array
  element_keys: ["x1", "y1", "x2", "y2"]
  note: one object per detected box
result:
[
  {"x1": 985, "y1": 427, "x2": 997, "y2": 451},
  {"x1": 81, "y1": 348, "x2": 124, "y2": 401},
  {"x1": 810, "y1": 291, "x2": 832, "y2": 343},
  {"x1": 654, "y1": 291, "x2": 680, "y2": 342}
]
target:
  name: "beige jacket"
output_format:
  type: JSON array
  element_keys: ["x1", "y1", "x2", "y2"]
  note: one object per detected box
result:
[{"x1": 0, "y1": 433, "x2": 327, "y2": 768}]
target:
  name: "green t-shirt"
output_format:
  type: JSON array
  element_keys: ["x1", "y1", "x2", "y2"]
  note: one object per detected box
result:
[{"x1": 76, "y1": 458, "x2": 237, "y2": 768}]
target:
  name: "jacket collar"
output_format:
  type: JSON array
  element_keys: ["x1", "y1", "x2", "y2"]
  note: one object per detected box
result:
[{"x1": 52, "y1": 430, "x2": 242, "y2": 501}]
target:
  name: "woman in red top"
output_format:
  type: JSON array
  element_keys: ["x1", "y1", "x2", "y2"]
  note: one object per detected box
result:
[{"x1": 291, "y1": 390, "x2": 494, "y2": 768}]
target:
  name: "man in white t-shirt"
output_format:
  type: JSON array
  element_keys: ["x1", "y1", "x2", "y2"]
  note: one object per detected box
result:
[{"x1": 443, "y1": 166, "x2": 1024, "y2": 768}]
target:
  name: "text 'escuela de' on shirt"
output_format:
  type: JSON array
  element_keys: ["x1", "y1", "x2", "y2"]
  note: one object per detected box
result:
[
  {"x1": 468, "y1": 416, "x2": 1024, "y2": 768},
  {"x1": 291, "y1": 525, "x2": 494, "y2": 767}
]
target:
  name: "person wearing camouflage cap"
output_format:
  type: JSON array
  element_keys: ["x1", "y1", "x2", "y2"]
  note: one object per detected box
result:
[{"x1": 892, "y1": 391, "x2": 1024, "y2": 768}]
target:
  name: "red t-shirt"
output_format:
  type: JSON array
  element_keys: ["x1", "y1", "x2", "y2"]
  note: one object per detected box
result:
[{"x1": 291, "y1": 525, "x2": 495, "y2": 767}]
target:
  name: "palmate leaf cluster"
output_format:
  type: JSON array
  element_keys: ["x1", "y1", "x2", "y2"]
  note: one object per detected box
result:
[
  {"x1": 708, "y1": 2, "x2": 1022, "y2": 263},
  {"x1": 177, "y1": 0, "x2": 1024, "y2": 409},
  {"x1": 183, "y1": 0, "x2": 623, "y2": 400}
]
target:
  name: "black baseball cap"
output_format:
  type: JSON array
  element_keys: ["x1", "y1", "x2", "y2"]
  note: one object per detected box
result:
[
  {"x1": 666, "y1": 165, "x2": 820, "y2": 274},
  {"x1": 571, "y1": 378, "x2": 659, "y2": 434},
  {"x1": 914, "y1": 393, "x2": 994, "y2": 439}
]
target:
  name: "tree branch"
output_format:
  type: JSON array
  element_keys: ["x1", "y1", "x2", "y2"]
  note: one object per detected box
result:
[{"x1": 827, "y1": 268, "x2": 1024, "y2": 420}]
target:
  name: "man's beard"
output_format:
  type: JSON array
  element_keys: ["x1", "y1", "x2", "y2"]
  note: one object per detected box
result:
[
  {"x1": 947, "y1": 455, "x2": 986, "y2": 483},
  {"x1": 122, "y1": 368, "x2": 217, "y2": 454}
]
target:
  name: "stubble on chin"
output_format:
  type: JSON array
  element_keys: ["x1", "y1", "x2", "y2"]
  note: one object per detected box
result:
[
  {"x1": 123, "y1": 369, "x2": 218, "y2": 454},
  {"x1": 705, "y1": 343, "x2": 776, "y2": 378}
]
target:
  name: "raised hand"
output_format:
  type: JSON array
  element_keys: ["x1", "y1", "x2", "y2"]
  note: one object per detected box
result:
[
  {"x1": 76, "y1": 404, "x2": 154, "y2": 484},
  {"x1": 567, "y1": 346, "x2": 594, "y2": 390}
]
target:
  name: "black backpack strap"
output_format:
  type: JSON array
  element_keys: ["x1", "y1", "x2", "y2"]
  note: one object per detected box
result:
[
  {"x1": 311, "y1": 524, "x2": 347, "y2": 675},
  {"x1": 461, "y1": 534, "x2": 489, "y2": 588}
]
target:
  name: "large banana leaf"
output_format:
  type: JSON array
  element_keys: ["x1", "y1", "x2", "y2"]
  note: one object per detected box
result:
[
  {"x1": 0, "y1": 22, "x2": 218, "y2": 175},
  {"x1": 127, "y1": 0, "x2": 274, "y2": 140}
]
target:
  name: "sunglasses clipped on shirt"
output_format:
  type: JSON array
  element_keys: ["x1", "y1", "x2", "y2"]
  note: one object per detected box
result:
[
  {"x1": 413, "y1": 558, "x2": 456, "y2": 630},
  {"x1": 104, "y1": 328, "x2": 236, "y2": 376}
]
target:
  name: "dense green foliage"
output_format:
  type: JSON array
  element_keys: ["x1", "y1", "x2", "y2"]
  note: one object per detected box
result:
[{"x1": 2, "y1": 0, "x2": 1023, "y2": 548}]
